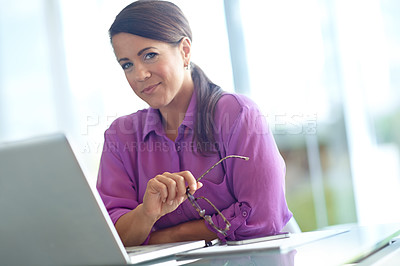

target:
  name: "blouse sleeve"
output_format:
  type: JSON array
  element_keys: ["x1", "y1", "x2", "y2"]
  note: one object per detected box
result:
[
  {"x1": 96, "y1": 128, "x2": 139, "y2": 225},
  {"x1": 207, "y1": 95, "x2": 292, "y2": 241}
]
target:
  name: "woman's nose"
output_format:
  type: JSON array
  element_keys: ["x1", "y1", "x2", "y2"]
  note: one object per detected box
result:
[{"x1": 134, "y1": 65, "x2": 151, "y2": 82}]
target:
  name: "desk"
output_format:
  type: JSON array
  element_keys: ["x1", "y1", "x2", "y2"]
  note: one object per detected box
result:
[{"x1": 163, "y1": 223, "x2": 400, "y2": 266}]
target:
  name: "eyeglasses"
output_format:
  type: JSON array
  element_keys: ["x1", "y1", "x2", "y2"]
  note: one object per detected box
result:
[{"x1": 186, "y1": 155, "x2": 249, "y2": 236}]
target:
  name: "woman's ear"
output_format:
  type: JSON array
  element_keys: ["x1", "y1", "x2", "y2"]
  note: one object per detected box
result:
[{"x1": 180, "y1": 37, "x2": 192, "y2": 66}]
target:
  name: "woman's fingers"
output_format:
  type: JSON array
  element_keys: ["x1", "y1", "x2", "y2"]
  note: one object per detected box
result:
[
  {"x1": 196, "y1": 181, "x2": 203, "y2": 190},
  {"x1": 154, "y1": 172, "x2": 189, "y2": 204},
  {"x1": 176, "y1": 170, "x2": 200, "y2": 194},
  {"x1": 144, "y1": 171, "x2": 203, "y2": 219},
  {"x1": 146, "y1": 177, "x2": 168, "y2": 203},
  {"x1": 164, "y1": 172, "x2": 187, "y2": 202},
  {"x1": 156, "y1": 173, "x2": 179, "y2": 204}
]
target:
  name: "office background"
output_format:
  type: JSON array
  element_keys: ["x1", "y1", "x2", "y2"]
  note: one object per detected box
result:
[{"x1": 0, "y1": 0, "x2": 399, "y2": 232}]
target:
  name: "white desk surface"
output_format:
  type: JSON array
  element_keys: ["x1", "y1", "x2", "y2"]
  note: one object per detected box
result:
[
  {"x1": 292, "y1": 223, "x2": 400, "y2": 265},
  {"x1": 174, "y1": 223, "x2": 400, "y2": 266},
  {"x1": 358, "y1": 238, "x2": 400, "y2": 266}
]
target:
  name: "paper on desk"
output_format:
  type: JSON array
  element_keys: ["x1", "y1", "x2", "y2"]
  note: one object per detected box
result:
[{"x1": 178, "y1": 229, "x2": 348, "y2": 257}]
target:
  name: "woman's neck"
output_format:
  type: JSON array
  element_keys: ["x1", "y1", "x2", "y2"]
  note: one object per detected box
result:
[{"x1": 160, "y1": 79, "x2": 194, "y2": 141}]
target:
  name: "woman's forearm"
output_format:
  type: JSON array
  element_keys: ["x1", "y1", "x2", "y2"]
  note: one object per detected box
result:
[
  {"x1": 115, "y1": 204, "x2": 218, "y2": 246},
  {"x1": 149, "y1": 219, "x2": 218, "y2": 244},
  {"x1": 115, "y1": 204, "x2": 157, "y2": 246}
]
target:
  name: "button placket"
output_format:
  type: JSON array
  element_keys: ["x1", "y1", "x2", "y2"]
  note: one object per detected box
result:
[{"x1": 175, "y1": 142, "x2": 181, "y2": 152}]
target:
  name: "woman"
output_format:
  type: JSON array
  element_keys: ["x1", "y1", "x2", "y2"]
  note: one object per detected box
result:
[{"x1": 97, "y1": 0, "x2": 292, "y2": 246}]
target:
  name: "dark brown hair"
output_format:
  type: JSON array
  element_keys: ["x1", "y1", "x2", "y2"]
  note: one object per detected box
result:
[{"x1": 109, "y1": 0, "x2": 223, "y2": 154}]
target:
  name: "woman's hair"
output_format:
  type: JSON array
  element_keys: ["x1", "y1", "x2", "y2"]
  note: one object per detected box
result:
[{"x1": 109, "y1": 0, "x2": 223, "y2": 154}]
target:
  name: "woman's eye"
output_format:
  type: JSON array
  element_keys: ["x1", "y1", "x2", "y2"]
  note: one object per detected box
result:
[
  {"x1": 121, "y1": 62, "x2": 133, "y2": 70},
  {"x1": 144, "y1": 52, "x2": 158, "y2": 61}
]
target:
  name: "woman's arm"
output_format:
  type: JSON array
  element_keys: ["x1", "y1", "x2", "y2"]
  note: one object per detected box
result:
[
  {"x1": 114, "y1": 171, "x2": 203, "y2": 246},
  {"x1": 148, "y1": 219, "x2": 218, "y2": 244},
  {"x1": 115, "y1": 204, "x2": 157, "y2": 246},
  {"x1": 211, "y1": 94, "x2": 292, "y2": 241}
]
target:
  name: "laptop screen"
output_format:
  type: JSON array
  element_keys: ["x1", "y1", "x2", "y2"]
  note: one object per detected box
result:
[{"x1": 0, "y1": 134, "x2": 130, "y2": 266}]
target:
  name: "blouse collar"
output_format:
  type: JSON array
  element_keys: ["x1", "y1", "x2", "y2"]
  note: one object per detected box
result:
[{"x1": 142, "y1": 90, "x2": 197, "y2": 141}]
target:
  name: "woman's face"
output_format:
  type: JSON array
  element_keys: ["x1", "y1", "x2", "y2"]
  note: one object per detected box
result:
[{"x1": 112, "y1": 33, "x2": 191, "y2": 110}]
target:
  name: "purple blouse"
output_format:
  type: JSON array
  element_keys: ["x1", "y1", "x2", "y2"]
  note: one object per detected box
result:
[{"x1": 96, "y1": 91, "x2": 292, "y2": 242}]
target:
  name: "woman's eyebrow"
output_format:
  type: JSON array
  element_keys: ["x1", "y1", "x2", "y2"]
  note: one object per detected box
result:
[
  {"x1": 117, "y1": 47, "x2": 156, "y2": 63},
  {"x1": 118, "y1": 57, "x2": 129, "y2": 63},
  {"x1": 137, "y1": 47, "x2": 156, "y2": 56}
]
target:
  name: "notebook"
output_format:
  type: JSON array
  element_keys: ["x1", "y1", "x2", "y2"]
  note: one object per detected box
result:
[{"x1": 0, "y1": 133, "x2": 204, "y2": 266}]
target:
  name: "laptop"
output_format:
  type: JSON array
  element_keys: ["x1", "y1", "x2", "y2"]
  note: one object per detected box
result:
[{"x1": 0, "y1": 133, "x2": 204, "y2": 265}]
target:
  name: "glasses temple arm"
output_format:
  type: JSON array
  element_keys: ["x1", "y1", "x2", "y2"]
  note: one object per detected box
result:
[{"x1": 196, "y1": 155, "x2": 249, "y2": 182}]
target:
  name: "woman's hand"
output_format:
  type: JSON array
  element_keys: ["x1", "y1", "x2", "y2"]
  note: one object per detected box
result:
[
  {"x1": 115, "y1": 170, "x2": 203, "y2": 246},
  {"x1": 142, "y1": 171, "x2": 203, "y2": 221}
]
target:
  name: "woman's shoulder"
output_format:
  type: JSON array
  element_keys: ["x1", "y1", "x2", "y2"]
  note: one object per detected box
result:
[
  {"x1": 105, "y1": 108, "x2": 154, "y2": 139},
  {"x1": 108, "y1": 108, "x2": 149, "y2": 127},
  {"x1": 216, "y1": 92, "x2": 260, "y2": 116},
  {"x1": 213, "y1": 92, "x2": 262, "y2": 133}
]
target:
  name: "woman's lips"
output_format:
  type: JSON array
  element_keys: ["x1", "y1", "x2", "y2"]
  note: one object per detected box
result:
[{"x1": 141, "y1": 82, "x2": 161, "y2": 95}]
